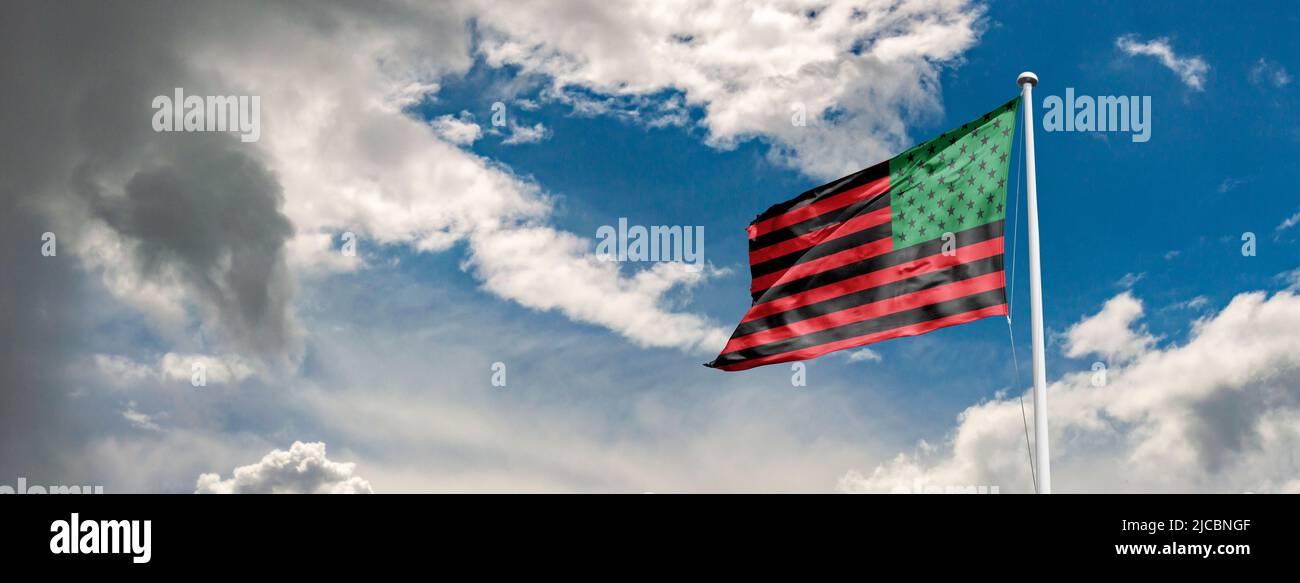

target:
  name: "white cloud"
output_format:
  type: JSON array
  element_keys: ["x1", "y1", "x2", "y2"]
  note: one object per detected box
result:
[
  {"x1": 1250, "y1": 58, "x2": 1291, "y2": 88},
  {"x1": 121, "y1": 402, "x2": 162, "y2": 432},
  {"x1": 429, "y1": 112, "x2": 483, "y2": 145},
  {"x1": 1174, "y1": 295, "x2": 1209, "y2": 310},
  {"x1": 1116, "y1": 35, "x2": 1209, "y2": 91},
  {"x1": 1277, "y1": 209, "x2": 1300, "y2": 232},
  {"x1": 501, "y1": 121, "x2": 550, "y2": 145},
  {"x1": 195, "y1": 441, "x2": 373, "y2": 494},
  {"x1": 1062, "y1": 291, "x2": 1157, "y2": 363},
  {"x1": 204, "y1": 3, "x2": 729, "y2": 355},
  {"x1": 841, "y1": 289, "x2": 1300, "y2": 493},
  {"x1": 475, "y1": 0, "x2": 987, "y2": 179},
  {"x1": 1116, "y1": 271, "x2": 1145, "y2": 289},
  {"x1": 94, "y1": 354, "x2": 158, "y2": 389},
  {"x1": 846, "y1": 348, "x2": 883, "y2": 362}
]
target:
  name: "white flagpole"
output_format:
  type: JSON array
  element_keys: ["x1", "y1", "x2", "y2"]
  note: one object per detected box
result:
[{"x1": 1018, "y1": 71, "x2": 1051, "y2": 493}]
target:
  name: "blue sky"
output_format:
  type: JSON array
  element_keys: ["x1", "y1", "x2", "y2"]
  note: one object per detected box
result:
[
  {"x1": 413, "y1": 2, "x2": 1299, "y2": 438},
  {"x1": 4, "y1": 1, "x2": 1299, "y2": 493}
]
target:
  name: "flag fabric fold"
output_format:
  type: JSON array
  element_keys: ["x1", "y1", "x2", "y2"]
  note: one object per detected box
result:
[{"x1": 707, "y1": 97, "x2": 1020, "y2": 371}]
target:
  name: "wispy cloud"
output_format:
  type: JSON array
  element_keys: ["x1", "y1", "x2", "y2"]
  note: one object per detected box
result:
[
  {"x1": 1250, "y1": 58, "x2": 1292, "y2": 88},
  {"x1": 1116, "y1": 35, "x2": 1209, "y2": 91},
  {"x1": 1277, "y1": 209, "x2": 1300, "y2": 232}
]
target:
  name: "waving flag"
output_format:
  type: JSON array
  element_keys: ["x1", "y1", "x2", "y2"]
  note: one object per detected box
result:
[{"x1": 708, "y1": 98, "x2": 1020, "y2": 371}]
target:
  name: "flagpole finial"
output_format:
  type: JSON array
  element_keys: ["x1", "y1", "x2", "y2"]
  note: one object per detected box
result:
[{"x1": 1017, "y1": 71, "x2": 1039, "y2": 87}]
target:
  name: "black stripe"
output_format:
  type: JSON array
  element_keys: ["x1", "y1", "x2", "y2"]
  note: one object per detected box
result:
[
  {"x1": 751, "y1": 220, "x2": 1004, "y2": 304},
  {"x1": 749, "y1": 220, "x2": 891, "y2": 279},
  {"x1": 751, "y1": 159, "x2": 889, "y2": 224},
  {"x1": 749, "y1": 191, "x2": 888, "y2": 250},
  {"x1": 735, "y1": 254, "x2": 1004, "y2": 338},
  {"x1": 713, "y1": 288, "x2": 1007, "y2": 366}
]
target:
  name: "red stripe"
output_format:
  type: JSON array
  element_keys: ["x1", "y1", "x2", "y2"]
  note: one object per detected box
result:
[
  {"x1": 725, "y1": 271, "x2": 1006, "y2": 353},
  {"x1": 750, "y1": 237, "x2": 892, "y2": 294},
  {"x1": 745, "y1": 237, "x2": 1005, "y2": 320},
  {"x1": 747, "y1": 175, "x2": 889, "y2": 239},
  {"x1": 713, "y1": 304, "x2": 1008, "y2": 371},
  {"x1": 748, "y1": 207, "x2": 892, "y2": 265}
]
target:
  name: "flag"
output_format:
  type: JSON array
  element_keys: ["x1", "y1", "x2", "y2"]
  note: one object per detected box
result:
[{"x1": 707, "y1": 98, "x2": 1020, "y2": 371}]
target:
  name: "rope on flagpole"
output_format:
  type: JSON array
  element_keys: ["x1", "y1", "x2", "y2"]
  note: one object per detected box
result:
[{"x1": 1006, "y1": 99, "x2": 1037, "y2": 493}]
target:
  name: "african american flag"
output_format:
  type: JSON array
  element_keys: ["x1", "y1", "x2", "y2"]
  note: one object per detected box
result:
[{"x1": 707, "y1": 98, "x2": 1020, "y2": 371}]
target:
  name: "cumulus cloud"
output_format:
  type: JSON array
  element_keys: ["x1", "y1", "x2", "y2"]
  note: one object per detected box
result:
[
  {"x1": 429, "y1": 112, "x2": 483, "y2": 145},
  {"x1": 841, "y1": 288, "x2": 1300, "y2": 493},
  {"x1": 196, "y1": 441, "x2": 373, "y2": 494},
  {"x1": 1116, "y1": 34, "x2": 1209, "y2": 91},
  {"x1": 1061, "y1": 291, "x2": 1157, "y2": 363},
  {"x1": 476, "y1": 0, "x2": 988, "y2": 179}
]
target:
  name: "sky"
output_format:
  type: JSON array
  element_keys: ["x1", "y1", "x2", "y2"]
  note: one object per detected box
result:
[{"x1": 1, "y1": 0, "x2": 1298, "y2": 493}]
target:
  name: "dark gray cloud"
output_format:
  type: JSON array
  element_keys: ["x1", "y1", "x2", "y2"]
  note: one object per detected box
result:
[
  {"x1": 83, "y1": 137, "x2": 298, "y2": 359},
  {"x1": 0, "y1": 1, "x2": 299, "y2": 478}
]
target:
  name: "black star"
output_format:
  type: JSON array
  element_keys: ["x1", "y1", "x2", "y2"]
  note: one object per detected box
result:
[
  {"x1": 1002, "y1": 128, "x2": 1010, "y2": 137},
  {"x1": 939, "y1": 152, "x2": 946, "y2": 163},
  {"x1": 947, "y1": 160, "x2": 956, "y2": 170},
  {"x1": 978, "y1": 160, "x2": 987, "y2": 171},
  {"x1": 947, "y1": 206, "x2": 956, "y2": 216},
  {"x1": 958, "y1": 167, "x2": 966, "y2": 177},
  {"x1": 988, "y1": 169, "x2": 996, "y2": 180},
  {"x1": 959, "y1": 144, "x2": 967, "y2": 154},
  {"x1": 939, "y1": 220, "x2": 947, "y2": 230},
  {"x1": 977, "y1": 209, "x2": 985, "y2": 219},
  {"x1": 946, "y1": 182, "x2": 956, "y2": 193},
  {"x1": 927, "y1": 212, "x2": 937, "y2": 223},
  {"x1": 927, "y1": 144, "x2": 936, "y2": 155},
  {"x1": 991, "y1": 144, "x2": 999, "y2": 154},
  {"x1": 907, "y1": 195, "x2": 916, "y2": 206},
  {"x1": 986, "y1": 193, "x2": 994, "y2": 204},
  {"x1": 907, "y1": 153, "x2": 914, "y2": 162},
  {"x1": 993, "y1": 119, "x2": 1001, "y2": 128},
  {"x1": 927, "y1": 190, "x2": 936, "y2": 200},
  {"x1": 996, "y1": 203, "x2": 1004, "y2": 213},
  {"x1": 966, "y1": 200, "x2": 975, "y2": 210},
  {"x1": 997, "y1": 178, "x2": 1006, "y2": 189},
  {"x1": 956, "y1": 215, "x2": 966, "y2": 225},
  {"x1": 978, "y1": 185, "x2": 985, "y2": 195},
  {"x1": 898, "y1": 232, "x2": 908, "y2": 242},
  {"x1": 957, "y1": 191, "x2": 966, "y2": 201},
  {"x1": 967, "y1": 177, "x2": 975, "y2": 187},
  {"x1": 969, "y1": 153, "x2": 976, "y2": 163},
  {"x1": 999, "y1": 152, "x2": 1008, "y2": 163},
  {"x1": 937, "y1": 176, "x2": 945, "y2": 185},
  {"x1": 937, "y1": 199, "x2": 945, "y2": 208},
  {"x1": 980, "y1": 136, "x2": 989, "y2": 146},
  {"x1": 908, "y1": 218, "x2": 916, "y2": 228}
]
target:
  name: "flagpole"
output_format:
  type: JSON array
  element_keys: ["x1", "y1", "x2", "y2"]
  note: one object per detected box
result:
[{"x1": 1018, "y1": 71, "x2": 1051, "y2": 494}]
